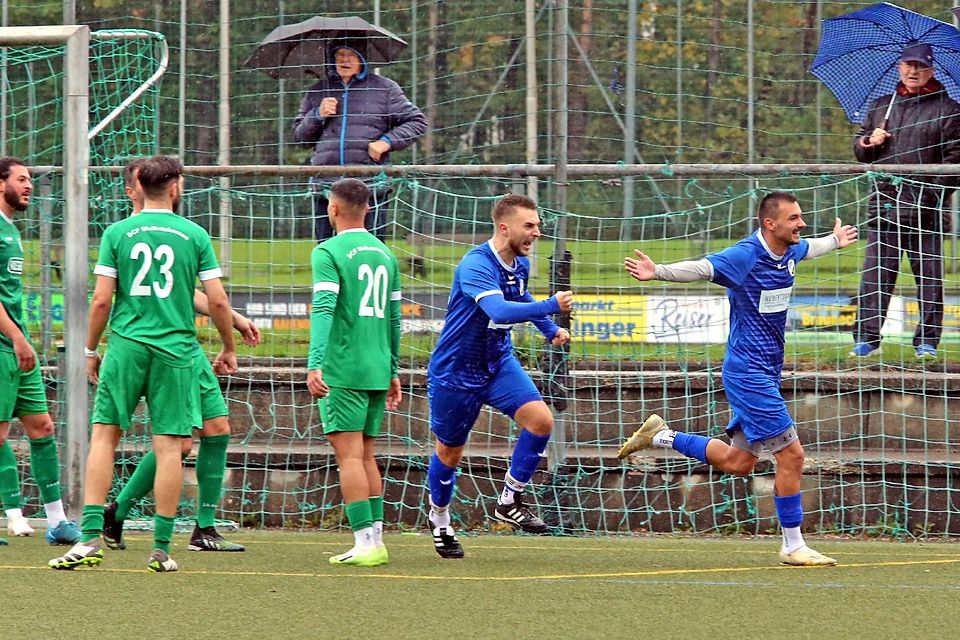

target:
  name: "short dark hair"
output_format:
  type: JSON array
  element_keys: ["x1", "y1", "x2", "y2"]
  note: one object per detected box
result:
[
  {"x1": 137, "y1": 155, "x2": 183, "y2": 198},
  {"x1": 122, "y1": 157, "x2": 147, "y2": 188},
  {"x1": 757, "y1": 191, "x2": 798, "y2": 226},
  {"x1": 491, "y1": 193, "x2": 537, "y2": 222},
  {"x1": 0, "y1": 157, "x2": 26, "y2": 181},
  {"x1": 329, "y1": 178, "x2": 370, "y2": 214}
]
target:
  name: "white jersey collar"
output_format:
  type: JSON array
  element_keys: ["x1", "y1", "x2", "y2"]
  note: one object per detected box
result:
[
  {"x1": 486, "y1": 239, "x2": 517, "y2": 272},
  {"x1": 756, "y1": 229, "x2": 785, "y2": 260},
  {"x1": 337, "y1": 227, "x2": 368, "y2": 234},
  {"x1": 0, "y1": 210, "x2": 12, "y2": 225}
]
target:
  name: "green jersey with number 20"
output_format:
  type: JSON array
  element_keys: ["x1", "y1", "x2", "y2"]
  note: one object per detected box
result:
[
  {"x1": 309, "y1": 228, "x2": 401, "y2": 390},
  {"x1": 94, "y1": 209, "x2": 221, "y2": 362}
]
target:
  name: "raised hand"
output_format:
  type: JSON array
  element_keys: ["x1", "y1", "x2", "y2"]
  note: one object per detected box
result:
[
  {"x1": 832, "y1": 217, "x2": 858, "y2": 249},
  {"x1": 625, "y1": 249, "x2": 657, "y2": 282}
]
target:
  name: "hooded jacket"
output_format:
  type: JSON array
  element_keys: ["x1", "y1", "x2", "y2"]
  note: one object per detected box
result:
[
  {"x1": 854, "y1": 80, "x2": 960, "y2": 229},
  {"x1": 292, "y1": 43, "x2": 427, "y2": 168}
]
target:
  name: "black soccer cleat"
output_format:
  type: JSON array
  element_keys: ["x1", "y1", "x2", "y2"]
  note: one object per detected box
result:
[
  {"x1": 428, "y1": 519, "x2": 464, "y2": 559},
  {"x1": 102, "y1": 502, "x2": 126, "y2": 550},
  {"x1": 187, "y1": 525, "x2": 246, "y2": 552},
  {"x1": 494, "y1": 493, "x2": 549, "y2": 534}
]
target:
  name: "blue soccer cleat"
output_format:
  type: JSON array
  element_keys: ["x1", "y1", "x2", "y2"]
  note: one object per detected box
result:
[
  {"x1": 849, "y1": 342, "x2": 880, "y2": 358},
  {"x1": 915, "y1": 344, "x2": 937, "y2": 360},
  {"x1": 45, "y1": 520, "x2": 81, "y2": 546}
]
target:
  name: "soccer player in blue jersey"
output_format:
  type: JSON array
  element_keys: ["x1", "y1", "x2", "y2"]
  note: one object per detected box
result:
[
  {"x1": 425, "y1": 194, "x2": 573, "y2": 558},
  {"x1": 617, "y1": 192, "x2": 857, "y2": 566}
]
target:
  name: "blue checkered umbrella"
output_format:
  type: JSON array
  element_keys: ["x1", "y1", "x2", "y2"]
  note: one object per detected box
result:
[{"x1": 810, "y1": 2, "x2": 960, "y2": 124}]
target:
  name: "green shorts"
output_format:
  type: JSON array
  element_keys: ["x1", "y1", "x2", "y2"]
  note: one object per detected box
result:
[
  {"x1": 0, "y1": 351, "x2": 48, "y2": 421},
  {"x1": 91, "y1": 335, "x2": 200, "y2": 437},
  {"x1": 194, "y1": 349, "x2": 228, "y2": 423},
  {"x1": 319, "y1": 387, "x2": 387, "y2": 436}
]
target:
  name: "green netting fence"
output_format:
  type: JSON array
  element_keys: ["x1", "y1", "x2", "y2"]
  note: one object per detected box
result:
[{"x1": 0, "y1": 0, "x2": 957, "y2": 537}]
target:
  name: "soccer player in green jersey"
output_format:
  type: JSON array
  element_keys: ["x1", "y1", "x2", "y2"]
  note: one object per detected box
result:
[
  {"x1": 0, "y1": 157, "x2": 80, "y2": 547},
  {"x1": 306, "y1": 178, "x2": 402, "y2": 567},
  {"x1": 100, "y1": 158, "x2": 257, "y2": 553},
  {"x1": 49, "y1": 155, "x2": 238, "y2": 572}
]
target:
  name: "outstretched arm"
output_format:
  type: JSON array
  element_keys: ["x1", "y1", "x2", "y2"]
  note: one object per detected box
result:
[
  {"x1": 805, "y1": 217, "x2": 858, "y2": 259},
  {"x1": 625, "y1": 250, "x2": 713, "y2": 283}
]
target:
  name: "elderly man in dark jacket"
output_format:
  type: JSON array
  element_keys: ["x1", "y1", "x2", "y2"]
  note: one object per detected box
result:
[
  {"x1": 293, "y1": 39, "x2": 427, "y2": 241},
  {"x1": 850, "y1": 42, "x2": 960, "y2": 360}
]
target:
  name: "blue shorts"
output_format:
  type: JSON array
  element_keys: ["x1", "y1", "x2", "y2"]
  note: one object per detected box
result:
[
  {"x1": 428, "y1": 357, "x2": 543, "y2": 447},
  {"x1": 721, "y1": 370, "x2": 793, "y2": 444}
]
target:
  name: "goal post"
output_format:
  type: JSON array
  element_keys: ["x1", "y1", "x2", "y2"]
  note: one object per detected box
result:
[{"x1": 0, "y1": 25, "x2": 89, "y2": 517}]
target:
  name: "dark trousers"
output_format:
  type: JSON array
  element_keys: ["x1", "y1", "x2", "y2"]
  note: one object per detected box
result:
[
  {"x1": 853, "y1": 219, "x2": 944, "y2": 348},
  {"x1": 313, "y1": 191, "x2": 389, "y2": 242}
]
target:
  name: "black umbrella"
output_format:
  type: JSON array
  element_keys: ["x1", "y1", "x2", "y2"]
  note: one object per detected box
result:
[{"x1": 242, "y1": 15, "x2": 408, "y2": 80}]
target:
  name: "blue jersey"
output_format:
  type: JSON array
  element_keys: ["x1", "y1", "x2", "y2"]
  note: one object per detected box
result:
[
  {"x1": 707, "y1": 231, "x2": 809, "y2": 378},
  {"x1": 428, "y1": 240, "x2": 556, "y2": 390}
]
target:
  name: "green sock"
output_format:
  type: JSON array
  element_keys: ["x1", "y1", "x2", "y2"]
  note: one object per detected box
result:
[
  {"x1": 28, "y1": 436, "x2": 61, "y2": 504},
  {"x1": 153, "y1": 514, "x2": 175, "y2": 553},
  {"x1": 0, "y1": 441, "x2": 22, "y2": 510},
  {"x1": 344, "y1": 499, "x2": 373, "y2": 532},
  {"x1": 369, "y1": 495, "x2": 384, "y2": 524},
  {"x1": 116, "y1": 450, "x2": 157, "y2": 519},
  {"x1": 195, "y1": 435, "x2": 228, "y2": 528},
  {"x1": 80, "y1": 504, "x2": 104, "y2": 543}
]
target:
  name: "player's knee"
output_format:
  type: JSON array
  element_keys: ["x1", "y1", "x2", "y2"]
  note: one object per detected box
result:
[
  {"x1": 435, "y1": 442, "x2": 464, "y2": 468},
  {"x1": 516, "y1": 404, "x2": 553, "y2": 436},
  {"x1": 180, "y1": 438, "x2": 194, "y2": 458},
  {"x1": 23, "y1": 417, "x2": 54, "y2": 439},
  {"x1": 778, "y1": 445, "x2": 805, "y2": 472},
  {"x1": 727, "y1": 459, "x2": 756, "y2": 477},
  {"x1": 202, "y1": 417, "x2": 231, "y2": 436}
]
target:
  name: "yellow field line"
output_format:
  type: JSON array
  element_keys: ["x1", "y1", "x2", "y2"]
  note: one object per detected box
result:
[
  {"x1": 133, "y1": 537, "x2": 960, "y2": 558},
  {"x1": 3, "y1": 557, "x2": 957, "y2": 581}
]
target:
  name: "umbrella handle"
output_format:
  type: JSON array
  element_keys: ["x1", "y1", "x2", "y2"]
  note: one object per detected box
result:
[{"x1": 880, "y1": 93, "x2": 896, "y2": 131}]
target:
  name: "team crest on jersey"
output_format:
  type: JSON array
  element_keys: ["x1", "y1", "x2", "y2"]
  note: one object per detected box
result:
[
  {"x1": 787, "y1": 259, "x2": 795, "y2": 276},
  {"x1": 7, "y1": 257, "x2": 22, "y2": 274}
]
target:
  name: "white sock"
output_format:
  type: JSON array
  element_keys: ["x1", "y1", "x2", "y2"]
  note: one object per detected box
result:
[
  {"x1": 5, "y1": 508, "x2": 23, "y2": 520},
  {"x1": 498, "y1": 472, "x2": 527, "y2": 505},
  {"x1": 44, "y1": 500, "x2": 67, "y2": 528},
  {"x1": 353, "y1": 526, "x2": 375, "y2": 552},
  {"x1": 372, "y1": 520, "x2": 383, "y2": 546},
  {"x1": 429, "y1": 504, "x2": 450, "y2": 529},
  {"x1": 652, "y1": 430, "x2": 677, "y2": 448},
  {"x1": 781, "y1": 525, "x2": 805, "y2": 553}
]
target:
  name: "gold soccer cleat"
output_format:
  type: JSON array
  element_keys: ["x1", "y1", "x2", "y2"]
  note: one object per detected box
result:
[
  {"x1": 778, "y1": 545, "x2": 837, "y2": 567},
  {"x1": 617, "y1": 414, "x2": 668, "y2": 459}
]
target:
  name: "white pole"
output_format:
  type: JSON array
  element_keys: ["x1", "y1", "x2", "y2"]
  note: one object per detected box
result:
[
  {"x1": 525, "y1": 0, "x2": 538, "y2": 203},
  {"x1": 622, "y1": 0, "x2": 637, "y2": 241},
  {"x1": 1, "y1": 0, "x2": 7, "y2": 156},
  {"x1": 218, "y1": 0, "x2": 231, "y2": 276},
  {"x1": 62, "y1": 25, "x2": 90, "y2": 517},
  {"x1": 178, "y1": 0, "x2": 186, "y2": 159}
]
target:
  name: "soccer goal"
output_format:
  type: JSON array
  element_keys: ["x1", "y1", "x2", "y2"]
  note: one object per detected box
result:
[{"x1": 0, "y1": 26, "x2": 167, "y2": 518}]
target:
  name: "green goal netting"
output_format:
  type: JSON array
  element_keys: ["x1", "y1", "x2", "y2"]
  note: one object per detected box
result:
[
  {"x1": 5, "y1": 29, "x2": 167, "y2": 523},
  {"x1": 175, "y1": 170, "x2": 958, "y2": 538},
  {"x1": 4, "y1": 0, "x2": 958, "y2": 539}
]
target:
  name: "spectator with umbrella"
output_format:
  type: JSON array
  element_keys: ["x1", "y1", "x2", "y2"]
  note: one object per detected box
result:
[
  {"x1": 245, "y1": 16, "x2": 427, "y2": 242},
  {"x1": 811, "y1": 3, "x2": 960, "y2": 360},
  {"x1": 850, "y1": 42, "x2": 960, "y2": 360}
]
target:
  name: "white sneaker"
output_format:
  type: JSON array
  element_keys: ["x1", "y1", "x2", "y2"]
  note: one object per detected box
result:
[
  {"x1": 7, "y1": 515, "x2": 34, "y2": 537},
  {"x1": 779, "y1": 545, "x2": 837, "y2": 566}
]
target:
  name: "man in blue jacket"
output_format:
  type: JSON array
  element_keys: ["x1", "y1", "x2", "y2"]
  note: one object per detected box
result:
[{"x1": 293, "y1": 39, "x2": 428, "y2": 242}]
